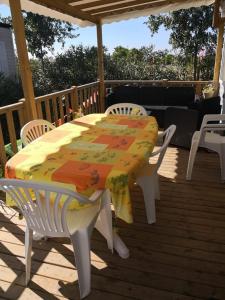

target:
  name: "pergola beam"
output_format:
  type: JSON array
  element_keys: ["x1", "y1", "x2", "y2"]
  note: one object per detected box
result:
[
  {"x1": 31, "y1": 0, "x2": 98, "y2": 23},
  {"x1": 90, "y1": 0, "x2": 191, "y2": 17},
  {"x1": 9, "y1": 0, "x2": 37, "y2": 120},
  {"x1": 73, "y1": 0, "x2": 162, "y2": 11}
]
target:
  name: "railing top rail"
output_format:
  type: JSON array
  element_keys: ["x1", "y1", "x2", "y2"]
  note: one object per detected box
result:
[
  {"x1": 35, "y1": 87, "x2": 75, "y2": 102},
  {"x1": 77, "y1": 81, "x2": 99, "y2": 89},
  {"x1": 0, "y1": 101, "x2": 24, "y2": 114},
  {"x1": 104, "y1": 80, "x2": 213, "y2": 84}
]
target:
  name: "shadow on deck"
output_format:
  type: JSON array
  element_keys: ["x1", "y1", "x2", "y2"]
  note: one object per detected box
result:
[{"x1": 0, "y1": 147, "x2": 225, "y2": 300}]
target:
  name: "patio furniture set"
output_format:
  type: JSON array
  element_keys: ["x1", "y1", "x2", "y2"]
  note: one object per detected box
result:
[
  {"x1": 1, "y1": 103, "x2": 225, "y2": 299},
  {"x1": 106, "y1": 85, "x2": 221, "y2": 148}
]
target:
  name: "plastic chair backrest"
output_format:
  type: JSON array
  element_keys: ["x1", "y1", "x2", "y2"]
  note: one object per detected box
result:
[
  {"x1": 0, "y1": 179, "x2": 94, "y2": 237},
  {"x1": 20, "y1": 119, "x2": 55, "y2": 146},
  {"x1": 199, "y1": 114, "x2": 225, "y2": 143},
  {"x1": 151, "y1": 125, "x2": 176, "y2": 171},
  {"x1": 200, "y1": 114, "x2": 225, "y2": 132},
  {"x1": 105, "y1": 103, "x2": 147, "y2": 116}
]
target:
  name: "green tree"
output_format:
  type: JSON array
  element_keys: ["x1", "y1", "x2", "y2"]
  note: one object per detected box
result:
[
  {"x1": 0, "y1": 12, "x2": 78, "y2": 70},
  {"x1": 145, "y1": 5, "x2": 217, "y2": 80}
]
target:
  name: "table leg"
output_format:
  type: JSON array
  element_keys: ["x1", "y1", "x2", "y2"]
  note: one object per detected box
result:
[
  {"x1": 95, "y1": 189, "x2": 130, "y2": 259},
  {"x1": 113, "y1": 230, "x2": 130, "y2": 259}
]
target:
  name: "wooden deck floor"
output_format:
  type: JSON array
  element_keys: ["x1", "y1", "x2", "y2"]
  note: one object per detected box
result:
[{"x1": 1, "y1": 147, "x2": 225, "y2": 300}]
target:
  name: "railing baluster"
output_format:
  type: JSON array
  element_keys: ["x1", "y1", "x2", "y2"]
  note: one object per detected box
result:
[
  {"x1": 0, "y1": 122, "x2": 7, "y2": 169},
  {"x1": 44, "y1": 98, "x2": 52, "y2": 123},
  {"x1": 64, "y1": 93, "x2": 70, "y2": 121},
  {"x1": 36, "y1": 101, "x2": 43, "y2": 119},
  {"x1": 58, "y1": 96, "x2": 65, "y2": 125},
  {"x1": 6, "y1": 111, "x2": 18, "y2": 154},
  {"x1": 18, "y1": 105, "x2": 26, "y2": 128},
  {"x1": 52, "y1": 96, "x2": 59, "y2": 126}
]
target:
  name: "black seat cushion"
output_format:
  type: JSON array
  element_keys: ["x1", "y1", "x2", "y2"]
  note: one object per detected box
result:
[
  {"x1": 164, "y1": 107, "x2": 199, "y2": 148},
  {"x1": 164, "y1": 86, "x2": 195, "y2": 106},
  {"x1": 139, "y1": 86, "x2": 165, "y2": 105},
  {"x1": 197, "y1": 96, "x2": 221, "y2": 129}
]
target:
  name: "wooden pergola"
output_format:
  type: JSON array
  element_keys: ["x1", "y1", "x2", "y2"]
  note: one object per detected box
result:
[{"x1": 4, "y1": 0, "x2": 225, "y2": 119}]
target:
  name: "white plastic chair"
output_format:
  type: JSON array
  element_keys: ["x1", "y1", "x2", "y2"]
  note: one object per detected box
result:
[
  {"x1": 136, "y1": 125, "x2": 176, "y2": 224},
  {"x1": 0, "y1": 179, "x2": 113, "y2": 299},
  {"x1": 105, "y1": 103, "x2": 147, "y2": 116},
  {"x1": 20, "y1": 119, "x2": 55, "y2": 146},
  {"x1": 186, "y1": 114, "x2": 225, "y2": 181}
]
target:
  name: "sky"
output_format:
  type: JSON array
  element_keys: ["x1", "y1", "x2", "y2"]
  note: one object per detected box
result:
[{"x1": 0, "y1": 4, "x2": 171, "y2": 54}]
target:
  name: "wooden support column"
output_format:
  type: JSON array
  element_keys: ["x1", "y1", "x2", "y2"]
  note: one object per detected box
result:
[
  {"x1": 213, "y1": 20, "x2": 225, "y2": 82},
  {"x1": 96, "y1": 21, "x2": 105, "y2": 112},
  {"x1": 9, "y1": 0, "x2": 37, "y2": 120}
]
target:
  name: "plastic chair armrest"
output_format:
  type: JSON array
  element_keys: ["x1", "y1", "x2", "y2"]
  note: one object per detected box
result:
[{"x1": 89, "y1": 190, "x2": 104, "y2": 202}]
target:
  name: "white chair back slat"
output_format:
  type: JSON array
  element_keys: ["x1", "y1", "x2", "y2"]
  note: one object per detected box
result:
[
  {"x1": 0, "y1": 179, "x2": 95, "y2": 237},
  {"x1": 105, "y1": 103, "x2": 147, "y2": 116},
  {"x1": 61, "y1": 195, "x2": 75, "y2": 232},
  {"x1": 33, "y1": 190, "x2": 47, "y2": 231},
  {"x1": 20, "y1": 119, "x2": 55, "y2": 146},
  {"x1": 45, "y1": 190, "x2": 54, "y2": 232},
  {"x1": 53, "y1": 193, "x2": 64, "y2": 232},
  {"x1": 151, "y1": 125, "x2": 176, "y2": 171}
]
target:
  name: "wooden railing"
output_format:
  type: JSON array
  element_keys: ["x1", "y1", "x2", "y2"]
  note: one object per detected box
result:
[
  {"x1": 0, "y1": 79, "x2": 216, "y2": 171},
  {"x1": 0, "y1": 101, "x2": 26, "y2": 167},
  {"x1": 77, "y1": 82, "x2": 100, "y2": 115},
  {"x1": 0, "y1": 82, "x2": 100, "y2": 171},
  {"x1": 35, "y1": 86, "x2": 78, "y2": 126}
]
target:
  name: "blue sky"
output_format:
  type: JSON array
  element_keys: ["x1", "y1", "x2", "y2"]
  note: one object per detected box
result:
[{"x1": 0, "y1": 4, "x2": 171, "y2": 54}]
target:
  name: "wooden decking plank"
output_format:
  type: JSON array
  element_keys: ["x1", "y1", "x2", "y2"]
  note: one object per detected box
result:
[{"x1": 1, "y1": 147, "x2": 225, "y2": 299}]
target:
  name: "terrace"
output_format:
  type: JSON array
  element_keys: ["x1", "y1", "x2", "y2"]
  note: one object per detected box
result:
[{"x1": 0, "y1": 0, "x2": 225, "y2": 299}]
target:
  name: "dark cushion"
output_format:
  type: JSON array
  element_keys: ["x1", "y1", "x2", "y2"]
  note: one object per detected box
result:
[
  {"x1": 164, "y1": 107, "x2": 199, "y2": 148},
  {"x1": 149, "y1": 108, "x2": 165, "y2": 129},
  {"x1": 164, "y1": 87, "x2": 195, "y2": 106},
  {"x1": 197, "y1": 96, "x2": 221, "y2": 129},
  {"x1": 113, "y1": 85, "x2": 140, "y2": 104},
  {"x1": 139, "y1": 86, "x2": 165, "y2": 105}
]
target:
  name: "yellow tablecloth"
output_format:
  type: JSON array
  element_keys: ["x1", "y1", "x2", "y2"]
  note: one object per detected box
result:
[{"x1": 5, "y1": 114, "x2": 158, "y2": 223}]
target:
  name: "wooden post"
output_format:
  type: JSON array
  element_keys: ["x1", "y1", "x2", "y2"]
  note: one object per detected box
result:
[
  {"x1": 213, "y1": 20, "x2": 225, "y2": 82},
  {"x1": 9, "y1": 0, "x2": 37, "y2": 120},
  {"x1": 96, "y1": 21, "x2": 105, "y2": 113}
]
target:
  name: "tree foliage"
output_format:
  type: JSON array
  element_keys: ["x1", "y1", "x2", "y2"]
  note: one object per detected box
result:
[
  {"x1": 24, "y1": 13, "x2": 78, "y2": 64},
  {"x1": 145, "y1": 5, "x2": 217, "y2": 80},
  {"x1": 0, "y1": 12, "x2": 78, "y2": 69},
  {"x1": 0, "y1": 73, "x2": 23, "y2": 106}
]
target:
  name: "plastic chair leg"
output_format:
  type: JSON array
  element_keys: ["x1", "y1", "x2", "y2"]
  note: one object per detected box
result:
[
  {"x1": 25, "y1": 226, "x2": 33, "y2": 285},
  {"x1": 136, "y1": 175, "x2": 156, "y2": 224},
  {"x1": 186, "y1": 140, "x2": 199, "y2": 180},
  {"x1": 95, "y1": 189, "x2": 113, "y2": 251},
  {"x1": 70, "y1": 229, "x2": 91, "y2": 299},
  {"x1": 154, "y1": 173, "x2": 160, "y2": 200}
]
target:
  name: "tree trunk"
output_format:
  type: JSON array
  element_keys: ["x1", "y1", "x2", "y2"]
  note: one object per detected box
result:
[
  {"x1": 40, "y1": 47, "x2": 45, "y2": 73},
  {"x1": 193, "y1": 52, "x2": 198, "y2": 80},
  {"x1": 193, "y1": 44, "x2": 199, "y2": 80}
]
